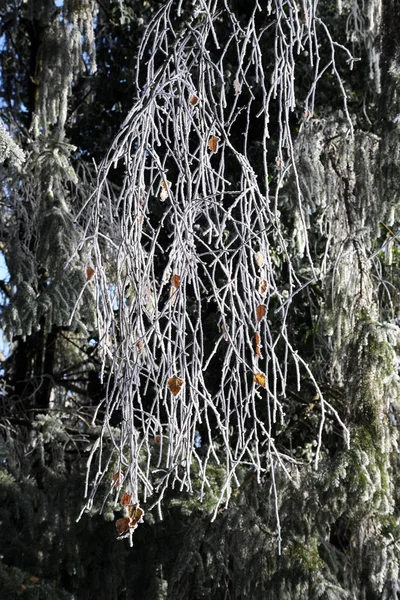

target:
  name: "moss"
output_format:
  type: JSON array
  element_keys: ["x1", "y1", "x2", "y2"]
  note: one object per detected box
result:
[{"x1": 285, "y1": 541, "x2": 326, "y2": 573}]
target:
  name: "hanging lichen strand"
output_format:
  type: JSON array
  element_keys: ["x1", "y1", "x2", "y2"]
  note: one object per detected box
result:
[
  {"x1": 283, "y1": 1, "x2": 400, "y2": 587},
  {"x1": 1, "y1": 0, "x2": 97, "y2": 337},
  {"x1": 340, "y1": 0, "x2": 382, "y2": 92},
  {"x1": 29, "y1": 0, "x2": 97, "y2": 138},
  {"x1": 82, "y1": 0, "x2": 396, "y2": 524}
]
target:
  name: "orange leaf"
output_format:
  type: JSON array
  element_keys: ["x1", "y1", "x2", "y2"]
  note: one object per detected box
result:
[
  {"x1": 116, "y1": 505, "x2": 144, "y2": 537},
  {"x1": 29, "y1": 577, "x2": 40, "y2": 584},
  {"x1": 189, "y1": 95, "x2": 199, "y2": 105},
  {"x1": 116, "y1": 517, "x2": 131, "y2": 535},
  {"x1": 171, "y1": 274, "x2": 180, "y2": 289},
  {"x1": 254, "y1": 373, "x2": 266, "y2": 388},
  {"x1": 121, "y1": 492, "x2": 132, "y2": 506},
  {"x1": 259, "y1": 280, "x2": 267, "y2": 295},
  {"x1": 126, "y1": 504, "x2": 144, "y2": 529},
  {"x1": 19, "y1": 584, "x2": 27, "y2": 592},
  {"x1": 208, "y1": 136, "x2": 221, "y2": 153},
  {"x1": 168, "y1": 376, "x2": 184, "y2": 396},
  {"x1": 136, "y1": 340, "x2": 143, "y2": 354},
  {"x1": 155, "y1": 434, "x2": 161, "y2": 444},
  {"x1": 254, "y1": 332, "x2": 262, "y2": 358},
  {"x1": 256, "y1": 304, "x2": 266, "y2": 322},
  {"x1": 112, "y1": 472, "x2": 122, "y2": 488},
  {"x1": 86, "y1": 266, "x2": 95, "y2": 281}
]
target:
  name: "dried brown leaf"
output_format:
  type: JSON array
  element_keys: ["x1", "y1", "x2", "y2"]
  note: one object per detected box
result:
[
  {"x1": 160, "y1": 180, "x2": 171, "y2": 201},
  {"x1": 208, "y1": 136, "x2": 220, "y2": 153},
  {"x1": 112, "y1": 472, "x2": 122, "y2": 489},
  {"x1": 256, "y1": 304, "x2": 266, "y2": 322},
  {"x1": 116, "y1": 505, "x2": 145, "y2": 537},
  {"x1": 126, "y1": 505, "x2": 144, "y2": 529},
  {"x1": 168, "y1": 376, "x2": 184, "y2": 396},
  {"x1": 254, "y1": 373, "x2": 266, "y2": 388},
  {"x1": 116, "y1": 517, "x2": 131, "y2": 535},
  {"x1": 189, "y1": 95, "x2": 199, "y2": 105},
  {"x1": 121, "y1": 492, "x2": 132, "y2": 506},
  {"x1": 259, "y1": 280, "x2": 267, "y2": 295},
  {"x1": 254, "y1": 332, "x2": 262, "y2": 358},
  {"x1": 171, "y1": 274, "x2": 180, "y2": 289},
  {"x1": 86, "y1": 266, "x2": 95, "y2": 281}
]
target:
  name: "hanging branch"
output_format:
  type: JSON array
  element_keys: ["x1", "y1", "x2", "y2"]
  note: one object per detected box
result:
[{"x1": 82, "y1": 0, "x2": 355, "y2": 523}]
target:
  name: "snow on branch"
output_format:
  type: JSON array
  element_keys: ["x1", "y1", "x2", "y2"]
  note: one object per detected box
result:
[
  {"x1": 0, "y1": 120, "x2": 25, "y2": 168},
  {"x1": 82, "y1": 0, "x2": 356, "y2": 528}
]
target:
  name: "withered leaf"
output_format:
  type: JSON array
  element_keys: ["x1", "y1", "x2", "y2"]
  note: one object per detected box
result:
[
  {"x1": 126, "y1": 505, "x2": 144, "y2": 528},
  {"x1": 86, "y1": 266, "x2": 95, "y2": 281},
  {"x1": 171, "y1": 274, "x2": 180, "y2": 289},
  {"x1": 189, "y1": 95, "x2": 199, "y2": 106},
  {"x1": 254, "y1": 332, "x2": 262, "y2": 358},
  {"x1": 116, "y1": 517, "x2": 131, "y2": 535},
  {"x1": 233, "y1": 79, "x2": 242, "y2": 95},
  {"x1": 112, "y1": 472, "x2": 122, "y2": 488},
  {"x1": 208, "y1": 136, "x2": 221, "y2": 153},
  {"x1": 256, "y1": 304, "x2": 266, "y2": 322},
  {"x1": 254, "y1": 373, "x2": 266, "y2": 388},
  {"x1": 116, "y1": 505, "x2": 145, "y2": 538},
  {"x1": 255, "y1": 251, "x2": 265, "y2": 267},
  {"x1": 259, "y1": 280, "x2": 268, "y2": 295},
  {"x1": 168, "y1": 376, "x2": 184, "y2": 396},
  {"x1": 160, "y1": 179, "x2": 171, "y2": 201},
  {"x1": 121, "y1": 492, "x2": 132, "y2": 506}
]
